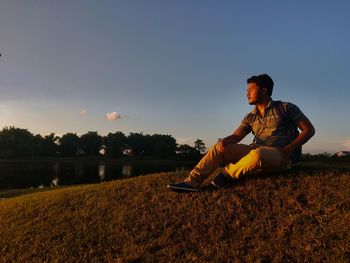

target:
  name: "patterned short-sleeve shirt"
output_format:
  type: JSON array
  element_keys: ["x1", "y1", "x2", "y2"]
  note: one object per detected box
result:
[{"x1": 239, "y1": 99, "x2": 307, "y2": 160}]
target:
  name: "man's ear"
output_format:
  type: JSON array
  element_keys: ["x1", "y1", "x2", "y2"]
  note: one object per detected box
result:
[{"x1": 262, "y1": 87, "x2": 268, "y2": 96}]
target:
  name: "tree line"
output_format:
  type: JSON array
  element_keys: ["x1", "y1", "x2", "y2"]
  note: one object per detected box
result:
[{"x1": 0, "y1": 126, "x2": 207, "y2": 160}]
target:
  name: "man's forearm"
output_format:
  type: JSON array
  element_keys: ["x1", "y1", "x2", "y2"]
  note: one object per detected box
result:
[
  {"x1": 285, "y1": 128, "x2": 315, "y2": 151},
  {"x1": 223, "y1": 134, "x2": 242, "y2": 145}
]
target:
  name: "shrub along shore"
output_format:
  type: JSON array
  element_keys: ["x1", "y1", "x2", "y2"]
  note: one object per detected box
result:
[{"x1": 0, "y1": 163, "x2": 349, "y2": 262}]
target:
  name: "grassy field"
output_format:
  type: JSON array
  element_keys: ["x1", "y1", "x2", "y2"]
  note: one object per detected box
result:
[{"x1": 0, "y1": 161, "x2": 349, "y2": 262}]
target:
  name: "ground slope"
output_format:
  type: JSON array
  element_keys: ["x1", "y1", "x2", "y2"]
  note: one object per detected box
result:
[{"x1": 0, "y1": 165, "x2": 349, "y2": 262}]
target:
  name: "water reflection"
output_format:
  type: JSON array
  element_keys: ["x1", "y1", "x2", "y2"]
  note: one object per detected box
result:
[
  {"x1": 54, "y1": 162, "x2": 59, "y2": 177},
  {"x1": 51, "y1": 177, "x2": 59, "y2": 187},
  {"x1": 99, "y1": 164, "x2": 105, "y2": 182},
  {"x1": 122, "y1": 165, "x2": 132, "y2": 177},
  {"x1": 52, "y1": 162, "x2": 60, "y2": 187},
  {"x1": 0, "y1": 160, "x2": 194, "y2": 190},
  {"x1": 76, "y1": 163, "x2": 83, "y2": 178}
]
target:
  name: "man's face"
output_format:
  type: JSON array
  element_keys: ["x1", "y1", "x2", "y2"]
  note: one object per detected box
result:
[{"x1": 246, "y1": 83, "x2": 267, "y2": 105}]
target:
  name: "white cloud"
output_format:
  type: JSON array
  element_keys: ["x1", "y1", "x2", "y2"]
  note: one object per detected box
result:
[
  {"x1": 80, "y1": 109, "x2": 87, "y2": 116},
  {"x1": 106, "y1": 112, "x2": 121, "y2": 121}
]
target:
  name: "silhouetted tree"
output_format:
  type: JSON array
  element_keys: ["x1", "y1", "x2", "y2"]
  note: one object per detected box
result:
[
  {"x1": 103, "y1": 131, "x2": 127, "y2": 157},
  {"x1": 176, "y1": 144, "x2": 201, "y2": 161},
  {"x1": 42, "y1": 133, "x2": 59, "y2": 156},
  {"x1": 0, "y1": 126, "x2": 34, "y2": 158},
  {"x1": 126, "y1": 133, "x2": 177, "y2": 157},
  {"x1": 59, "y1": 133, "x2": 80, "y2": 157},
  {"x1": 32, "y1": 133, "x2": 59, "y2": 157},
  {"x1": 0, "y1": 126, "x2": 197, "y2": 160},
  {"x1": 152, "y1": 134, "x2": 177, "y2": 158},
  {"x1": 127, "y1": 132, "x2": 152, "y2": 156},
  {"x1": 32, "y1": 134, "x2": 44, "y2": 157},
  {"x1": 194, "y1": 139, "x2": 207, "y2": 154},
  {"x1": 80, "y1": 131, "x2": 102, "y2": 156}
]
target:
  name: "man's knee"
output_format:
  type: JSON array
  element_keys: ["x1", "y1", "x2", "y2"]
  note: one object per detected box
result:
[
  {"x1": 212, "y1": 142, "x2": 224, "y2": 153},
  {"x1": 246, "y1": 147, "x2": 279, "y2": 167},
  {"x1": 249, "y1": 147, "x2": 285, "y2": 171},
  {"x1": 209, "y1": 142, "x2": 220, "y2": 151},
  {"x1": 247, "y1": 148, "x2": 263, "y2": 164}
]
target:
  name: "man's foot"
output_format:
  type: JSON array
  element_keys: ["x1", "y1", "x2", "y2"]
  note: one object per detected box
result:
[
  {"x1": 167, "y1": 182, "x2": 200, "y2": 192},
  {"x1": 211, "y1": 173, "x2": 234, "y2": 189}
]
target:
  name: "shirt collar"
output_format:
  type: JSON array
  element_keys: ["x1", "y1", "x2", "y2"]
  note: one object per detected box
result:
[{"x1": 251, "y1": 98, "x2": 274, "y2": 115}]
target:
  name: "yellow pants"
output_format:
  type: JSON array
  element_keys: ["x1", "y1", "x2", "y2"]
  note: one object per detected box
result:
[{"x1": 185, "y1": 143, "x2": 292, "y2": 187}]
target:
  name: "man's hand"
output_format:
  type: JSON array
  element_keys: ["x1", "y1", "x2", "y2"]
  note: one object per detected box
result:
[
  {"x1": 217, "y1": 135, "x2": 238, "y2": 152},
  {"x1": 279, "y1": 117, "x2": 316, "y2": 160},
  {"x1": 217, "y1": 138, "x2": 225, "y2": 152},
  {"x1": 279, "y1": 145, "x2": 294, "y2": 160},
  {"x1": 217, "y1": 127, "x2": 249, "y2": 153}
]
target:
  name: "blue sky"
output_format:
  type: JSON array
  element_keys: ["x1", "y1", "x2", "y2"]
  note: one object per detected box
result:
[{"x1": 0, "y1": 1, "x2": 349, "y2": 154}]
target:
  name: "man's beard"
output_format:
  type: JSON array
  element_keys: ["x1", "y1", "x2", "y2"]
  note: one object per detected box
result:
[{"x1": 248, "y1": 100, "x2": 258, "y2": 105}]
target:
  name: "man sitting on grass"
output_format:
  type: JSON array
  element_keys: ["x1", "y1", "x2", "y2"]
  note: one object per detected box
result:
[{"x1": 167, "y1": 74, "x2": 315, "y2": 192}]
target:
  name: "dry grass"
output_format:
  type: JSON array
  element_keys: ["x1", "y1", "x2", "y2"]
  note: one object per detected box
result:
[
  {"x1": 0, "y1": 162, "x2": 349, "y2": 262},
  {"x1": 0, "y1": 187, "x2": 69, "y2": 199}
]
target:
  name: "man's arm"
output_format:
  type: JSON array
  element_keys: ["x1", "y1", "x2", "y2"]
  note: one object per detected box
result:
[
  {"x1": 218, "y1": 126, "x2": 250, "y2": 152},
  {"x1": 280, "y1": 117, "x2": 315, "y2": 159}
]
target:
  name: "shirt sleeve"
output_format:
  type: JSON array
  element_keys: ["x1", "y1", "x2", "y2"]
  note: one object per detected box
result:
[
  {"x1": 239, "y1": 113, "x2": 252, "y2": 134},
  {"x1": 285, "y1": 102, "x2": 307, "y2": 125}
]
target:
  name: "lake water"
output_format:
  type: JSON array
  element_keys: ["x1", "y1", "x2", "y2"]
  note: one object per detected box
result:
[{"x1": 0, "y1": 159, "x2": 195, "y2": 190}]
